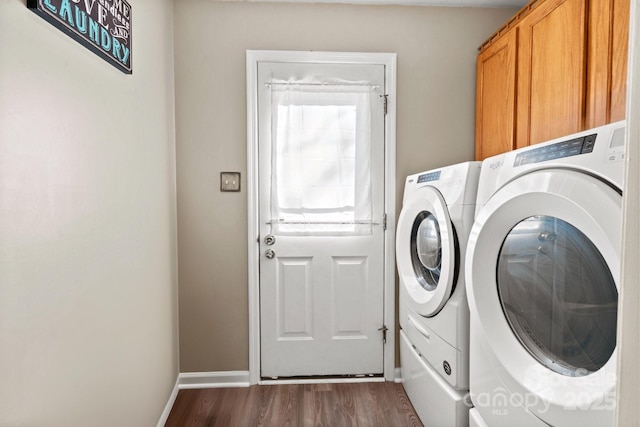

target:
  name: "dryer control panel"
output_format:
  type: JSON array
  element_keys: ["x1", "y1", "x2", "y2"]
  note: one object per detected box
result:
[
  {"x1": 604, "y1": 127, "x2": 626, "y2": 163},
  {"x1": 514, "y1": 134, "x2": 597, "y2": 167}
]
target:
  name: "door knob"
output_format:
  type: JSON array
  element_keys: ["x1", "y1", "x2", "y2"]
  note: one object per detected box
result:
[
  {"x1": 265, "y1": 249, "x2": 275, "y2": 259},
  {"x1": 264, "y1": 234, "x2": 276, "y2": 246}
]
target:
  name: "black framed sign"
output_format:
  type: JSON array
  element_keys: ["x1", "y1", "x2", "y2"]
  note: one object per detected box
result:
[{"x1": 27, "y1": 0, "x2": 132, "y2": 74}]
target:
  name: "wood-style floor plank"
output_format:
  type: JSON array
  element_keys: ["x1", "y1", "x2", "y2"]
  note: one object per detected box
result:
[{"x1": 164, "y1": 382, "x2": 423, "y2": 427}]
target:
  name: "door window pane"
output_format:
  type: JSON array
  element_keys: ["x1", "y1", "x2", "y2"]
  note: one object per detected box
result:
[
  {"x1": 270, "y1": 83, "x2": 373, "y2": 235},
  {"x1": 497, "y1": 215, "x2": 617, "y2": 376}
]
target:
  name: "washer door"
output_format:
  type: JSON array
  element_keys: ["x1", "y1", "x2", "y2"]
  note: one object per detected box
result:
[
  {"x1": 397, "y1": 186, "x2": 458, "y2": 317},
  {"x1": 466, "y1": 169, "x2": 620, "y2": 425}
]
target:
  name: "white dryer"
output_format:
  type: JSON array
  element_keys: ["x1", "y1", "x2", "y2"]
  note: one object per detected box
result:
[
  {"x1": 466, "y1": 121, "x2": 626, "y2": 427},
  {"x1": 397, "y1": 161, "x2": 481, "y2": 426}
]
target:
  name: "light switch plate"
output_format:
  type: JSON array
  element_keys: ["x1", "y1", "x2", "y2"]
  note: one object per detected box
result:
[{"x1": 220, "y1": 172, "x2": 241, "y2": 192}]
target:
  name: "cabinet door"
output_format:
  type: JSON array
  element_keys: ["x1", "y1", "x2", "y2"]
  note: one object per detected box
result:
[
  {"x1": 610, "y1": 0, "x2": 629, "y2": 122},
  {"x1": 587, "y1": 0, "x2": 630, "y2": 127},
  {"x1": 517, "y1": 0, "x2": 587, "y2": 148},
  {"x1": 475, "y1": 29, "x2": 517, "y2": 160}
]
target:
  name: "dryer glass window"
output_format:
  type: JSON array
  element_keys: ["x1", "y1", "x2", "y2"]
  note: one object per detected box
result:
[
  {"x1": 497, "y1": 215, "x2": 617, "y2": 376},
  {"x1": 411, "y1": 211, "x2": 441, "y2": 291}
]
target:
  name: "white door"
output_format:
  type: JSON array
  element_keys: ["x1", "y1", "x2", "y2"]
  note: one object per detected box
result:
[{"x1": 257, "y1": 61, "x2": 386, "y2": 378}]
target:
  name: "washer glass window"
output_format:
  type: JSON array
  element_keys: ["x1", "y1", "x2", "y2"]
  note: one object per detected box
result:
[
  {"x1": 497, "y1": 215, "x2": 617, "y2": 376},
  {"x1": 411, "y1": 211, "x2": 441, "y2": 291}
]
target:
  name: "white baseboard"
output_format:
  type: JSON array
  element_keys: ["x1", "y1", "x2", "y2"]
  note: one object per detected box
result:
[
  {"x1": 259, "y1": 376, "x2": 385, "y2": 386},
  {"x1": 157, "y1": 376, "x2": 180, "y2": 427},
  {"x1": 157, "y1": 371, "x2": 251, "y2": 426},
  {"x1": 394, "y1": 367, "x2": 403, "y2": 383},
  {"x1": 178, "y1": 370, "x2": 251, "y2": 389}
]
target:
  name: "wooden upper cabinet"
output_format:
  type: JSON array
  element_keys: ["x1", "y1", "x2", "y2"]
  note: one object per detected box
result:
[
  {"x1": 587, "y1": 0, "x2": 630, "y2": 127},
  {"x1": 517, "y1": 0, "x2": 587, "y2": 148},
  {"x1": 475, "y1": 29, "x2": 517, "y2": 160},
  {"x1": 475, "y1": 0, "x2": 629, "y2": 160},
  {"x1": 610, "y1": 0, "x2": 629, "y2": 121}
]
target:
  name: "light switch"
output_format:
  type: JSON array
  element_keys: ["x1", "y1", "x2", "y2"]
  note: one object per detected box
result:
[{"x1": 220, "y1": 172, "x2": 241, "y2": 192}]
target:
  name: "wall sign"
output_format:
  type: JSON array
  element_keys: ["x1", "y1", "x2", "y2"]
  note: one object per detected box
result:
[{"x1": 28, "y1": 0, "x2": 132, "y2": 74}]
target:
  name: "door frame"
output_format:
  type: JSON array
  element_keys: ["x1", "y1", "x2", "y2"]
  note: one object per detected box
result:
[
  {"x1": 246, "y1": 50, "x2": 397, "y2": 384},
  {"x1": 617, "y1": 1, "x2": 639, "y2": 423}
]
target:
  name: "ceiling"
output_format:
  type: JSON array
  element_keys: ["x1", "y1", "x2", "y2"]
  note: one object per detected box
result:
[{"x1": 237, "y1": 0, "x2": 529, "y2": 8}]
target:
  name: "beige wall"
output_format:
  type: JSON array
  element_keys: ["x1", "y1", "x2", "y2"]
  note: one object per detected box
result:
[
  {"x1": 0, "y1": 0, "x2": 179, "y2": 425},
  {"x1": 174, "y1": 0, "x2": 515, "y2": 372}
]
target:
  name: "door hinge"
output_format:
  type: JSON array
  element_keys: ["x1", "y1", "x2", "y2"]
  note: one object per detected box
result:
[
  {"x1": 380, "y1": 94, "x2": 388, "y2": 115},
  {"x1": 378, "y1": 325, "x2": 388, "y2": 344},
  {"x1": 383, "y1": 213, "x2": 387, "y2": 231}
]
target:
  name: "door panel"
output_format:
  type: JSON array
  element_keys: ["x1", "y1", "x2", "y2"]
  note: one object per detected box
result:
[
  {"x1": 258, "y1": 61, "x2": 386, "y2": 378},
  {"x1": 332, "y1": 256, "x2": 368, "y2": 338},
  {"x1": 276, "y1": 257, "x2": 313, "y2": 339}
]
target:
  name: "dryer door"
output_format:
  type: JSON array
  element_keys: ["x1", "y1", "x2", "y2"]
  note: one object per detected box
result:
[
  {"x1": 397, "y1": 186, "x2": 458, "y2": 317},
  {"x1": 466, "y1": 168, "x2": 620, "y2": 426}
]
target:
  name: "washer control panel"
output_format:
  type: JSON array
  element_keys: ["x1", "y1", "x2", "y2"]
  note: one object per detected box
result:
[{"x1": 417, "y1": 170, "x2": 441, "y2": 183}]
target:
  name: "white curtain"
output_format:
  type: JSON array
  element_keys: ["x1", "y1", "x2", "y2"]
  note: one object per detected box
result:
[{"x1": 269, "y1": 79, "x2": 375, "y2": 235}]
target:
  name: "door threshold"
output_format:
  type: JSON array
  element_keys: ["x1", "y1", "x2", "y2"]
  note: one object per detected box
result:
[{"x1": 259, "y1": 374, "x2": 385, "y2": 385}]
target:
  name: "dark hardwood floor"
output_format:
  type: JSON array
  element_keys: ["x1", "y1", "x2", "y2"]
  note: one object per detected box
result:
[{"x1": 164, "y1": 381, "x2": 423, "y2": 427}]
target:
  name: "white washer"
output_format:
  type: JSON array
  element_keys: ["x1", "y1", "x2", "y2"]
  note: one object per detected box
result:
[
  {"x1": 466, "y1": 121, "x2": 626, "y2": 427},
  {"x1": 397, "y1": 161, "x2": 481, "y2": 426}
]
